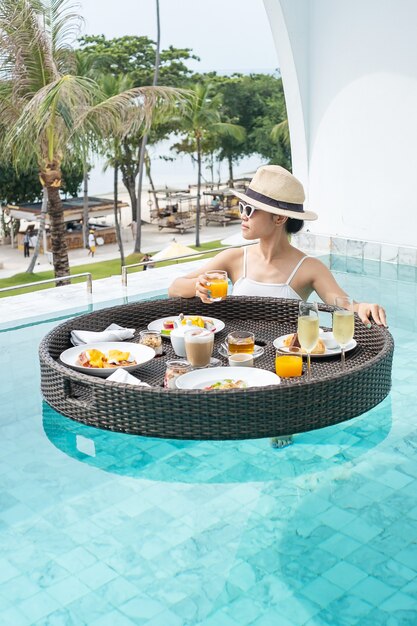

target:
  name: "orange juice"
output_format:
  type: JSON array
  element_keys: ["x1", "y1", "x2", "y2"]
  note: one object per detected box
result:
[
  {"x1": 206, "y1": 270, "x2": 228, "y2": 302},
  {"x1": 208, "y1": 278, "x2": 228, "y2": 300},
  {"x1": 275, "y1": 355, "x2": 303, "y2": 378}
]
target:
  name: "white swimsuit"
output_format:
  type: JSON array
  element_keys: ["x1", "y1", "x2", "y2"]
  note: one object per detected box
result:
[{"x1": 232, "y1": 247, "x2": 309, "y2": 299}]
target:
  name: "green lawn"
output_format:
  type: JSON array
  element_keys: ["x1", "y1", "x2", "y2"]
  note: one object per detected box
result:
[{"x1": 0, "y1": 240, "x2": 226, "y2": 298}]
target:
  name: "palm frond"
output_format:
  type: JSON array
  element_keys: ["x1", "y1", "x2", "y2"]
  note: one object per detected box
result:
[
  {"x1": 41, "y1": 0, "x2": 83, "y2": 72},
  {"x1": 210, "y1": 122, "x2": 246, "y2": 142},
  {"x1": 3, "y1": 74, "x2": 96, "y2": 169},
  {"x1": 0, "y1": 0, "x2": 59, "y2": 95},
  {"x1": 81, "y1": 85, "x2": 188, "y2": 140},
  {"x1": 271, "y1": 119, "x2": 290, "y2": 149}
]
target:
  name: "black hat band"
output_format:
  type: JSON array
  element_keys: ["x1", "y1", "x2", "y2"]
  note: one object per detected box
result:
[{"x1": 246, "y1": 187, "x2": 304, "y2": 213}]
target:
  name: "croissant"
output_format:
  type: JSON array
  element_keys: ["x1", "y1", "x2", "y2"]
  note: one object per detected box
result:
[{"x1": 283, "y1": 333, "x2": 326, "y2": 354}]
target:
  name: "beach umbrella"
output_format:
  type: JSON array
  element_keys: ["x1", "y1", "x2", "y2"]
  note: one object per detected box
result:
[{"x1": 151, "y1": 239, "x2": 197, "y2": 261}]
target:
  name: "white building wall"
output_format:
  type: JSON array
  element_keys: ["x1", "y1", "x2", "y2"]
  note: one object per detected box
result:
[{"x1": 264, "y1": 0, "x2": 417, "y2": 248}]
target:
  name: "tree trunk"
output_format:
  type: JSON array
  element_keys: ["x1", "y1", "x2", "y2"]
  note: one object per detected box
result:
[
  {"x1": 47, "y1": 185, "x2": 70, "y2": 284},
  {"x1": 124, "y1": 178, "x2": 137, "y2": 224},
  {"x1": 82, "y1": 160, "x2": 89, "y2": 248},
  {"x1": 195, "y1": 136, "x2": 202, "y2": 247},
  {"x1": 228, "y1": 156, "x2": 234, "y2": 188},
  {"x1": 135, "y1": 0, "x2": 161, "y2": 253},
  {"x1": 144, "y1": 151, "x2": 159, "y2": 210},
  {"x1": 114, "y1": 165, "x2": 125, "y2": 270},
  {"x1": 26, "y1": 188, "x2": 48, "y2": 273}
]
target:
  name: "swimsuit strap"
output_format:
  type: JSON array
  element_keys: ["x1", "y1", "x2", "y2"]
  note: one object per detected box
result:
[
  {"x1": 286, "y1": 256, "x2": 309, "y2": 285},
  {"x1": 243, "y1": 246, "x2": 248, "y2": 278}
]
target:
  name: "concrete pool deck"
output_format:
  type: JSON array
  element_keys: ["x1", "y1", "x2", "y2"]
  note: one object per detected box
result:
[{"x1": 0, "y1": 223, "x2": 243, "y2": 328}]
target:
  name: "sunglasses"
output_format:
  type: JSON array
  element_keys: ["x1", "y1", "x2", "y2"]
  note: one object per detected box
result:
[{"x1": 238, "y1": 202, "x2": 257, "y2": 219}]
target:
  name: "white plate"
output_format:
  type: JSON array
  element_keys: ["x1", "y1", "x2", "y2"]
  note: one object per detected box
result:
[
  {"x1": 218, "y1": 344, "x2": 265, "y2": 359},
  {"x1": 60, "y1": 342, "x2": 155, "y2": 377},
  {"x1": 148, "y1": 316, "x2": 225, "y2": 337},
  {"x1": 273, "y1": 332, "x2": 357, "y2": 358},
  {"x1": 175, "y1": 366, "x2": 280, "y2": 390}
]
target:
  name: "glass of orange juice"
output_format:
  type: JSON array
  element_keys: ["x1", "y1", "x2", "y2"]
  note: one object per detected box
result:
[
  {"x1": 275, "y1": 351, "x2": 303, "y2": 378},
  {"x1": 206, "y1": 270, "x2": 228, "y2": 302}
]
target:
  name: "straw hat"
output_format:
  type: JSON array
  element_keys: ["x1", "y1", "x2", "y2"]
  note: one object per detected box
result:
[{"x1": 233, "y1": 165, "x2": 317, "y2": 221}]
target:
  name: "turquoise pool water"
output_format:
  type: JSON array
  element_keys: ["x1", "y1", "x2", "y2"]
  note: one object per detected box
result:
[{"x1": 1, "y1": 261, "x2": 417, "y2": 625}]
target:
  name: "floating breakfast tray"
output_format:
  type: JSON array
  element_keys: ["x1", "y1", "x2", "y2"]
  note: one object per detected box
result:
[{"x1": 39, "y1": 297, "x2": 394, "y2": 440}]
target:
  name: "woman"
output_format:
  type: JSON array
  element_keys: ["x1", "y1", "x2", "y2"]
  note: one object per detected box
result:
[{"x1": 169, "y1": 165, "x2": 387, "y2": 328}]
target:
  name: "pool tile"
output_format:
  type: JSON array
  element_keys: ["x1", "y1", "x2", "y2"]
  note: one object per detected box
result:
[
  {"x1": 119, "y1": 595, "x2": 166, "y2": 621},
  {"x1": 90, "y1": 610, "x2": 136, "y2": 626},
  {"x1": 301, "y1": 577, "x2": 344, "y2": 607},
  {"x1": 323, "y1": 561, "x2": 367, "y2": 590},
  {"x1": 0, "y1": 606, "x2": 32, "y2": 626},
  {"x1": 18, "y1": 591, "x2": 62, "y2": 622},
  {"x1": 250, "y1": 608, "x2": 295, "y2": 626},
  {"x1": 77, "y1": 562, "x2": 118, "y2": 589},
  {"x1": 395, "y1": 543, "x2": 417, "y2": 570},
  {"x1": 311, "y1": 595, "x2": 373, "y2": 626},
  {"x1": 380, "y1": 590, "x2": 417, "y2": 612},
  {"x1": 319, "y1": 533, "x2": 361, "y2": 559},
  {"x1": 46, "y1": 576, "x2": 90, "y2": 604},
  {"x1": 341, "y1": 517, "x2": 382, "y2": 543},
  {"x1": 350, "y1": 576, "x2": 396, "y2": 605},
  {"x1": 0, "y1": 557, "x2": 20, "y2": 584}
]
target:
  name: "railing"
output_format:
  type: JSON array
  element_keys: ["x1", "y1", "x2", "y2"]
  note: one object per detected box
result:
[
  {"x1": 121, "y1": 243, "x2": 257, "y2": 287},
  {"x1": 0, "y1": 272, "x2": 93, "y2": 295}
]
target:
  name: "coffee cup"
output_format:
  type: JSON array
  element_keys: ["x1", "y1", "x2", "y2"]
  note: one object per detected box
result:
[
  {"x1": 170, "y1": 326, "x2": 187, "y2": 357},
  {"x1": 228, "y1": 353, "x2": 253, "y2": 367},
  {"x1": 184, "y1": 328, "x2": 214, "y2": 368}
]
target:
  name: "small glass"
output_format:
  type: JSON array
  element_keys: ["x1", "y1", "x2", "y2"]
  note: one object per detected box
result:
[
  {"x1": 184, "y1": 328, "x2": 214, "y2": 368},
  {"x1": 333, "y1": 296, "x2": 355, "y2": 370},
  {"x1": 297, "y1": 301, "x2": 319, "y2": 381},
  {"x1": 164, "y1": 360, "x2": 192, "y2": 389},
  {"x1": 227, "y1": 330, "x2": 255, "y2": 354},
  {"x1": 275, "y1": 351, "x2": 303, "y2": 378},
  {"x1": 206, "y1": 270, "x2": 228, "y2": 302},
  {"x1": 139, "y1": 330, "x2": 163, "y2": 355}
]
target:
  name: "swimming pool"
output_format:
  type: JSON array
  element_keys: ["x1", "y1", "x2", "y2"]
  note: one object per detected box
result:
[{"x1": 1, "y1": 260, "x2": 416, "y2": 625}]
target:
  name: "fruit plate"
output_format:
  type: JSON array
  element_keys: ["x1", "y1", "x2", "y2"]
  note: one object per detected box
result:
[
  {"x1": 148, "y1": 316, "x2": 225, "y2": 337},
  {"x1": 59, "y1": 342, "x2": 155, "y2": 377}
]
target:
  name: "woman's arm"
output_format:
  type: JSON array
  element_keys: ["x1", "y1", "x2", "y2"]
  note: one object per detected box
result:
[
  {"x1": 168, "y1": 249, "x2": 240, "y2": 303},
  {"x1": 309, "y1": 259, "x2": 387, "y2": 327}
]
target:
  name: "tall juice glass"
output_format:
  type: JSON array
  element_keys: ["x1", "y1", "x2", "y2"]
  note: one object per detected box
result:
[
  {"x1": 206, "y1": 270, "x2": 228, "y2": 302},
  {"x1": 297, "y1": 301, "x2": 319, "y2": 381},
  {"x1": 333, "y1": 296, "x2": 354, "y2": 370}
]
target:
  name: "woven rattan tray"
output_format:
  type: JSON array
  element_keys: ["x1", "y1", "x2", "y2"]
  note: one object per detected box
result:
[{"x1": 39, "y1": 296, "x2": 394, "y2": 440}]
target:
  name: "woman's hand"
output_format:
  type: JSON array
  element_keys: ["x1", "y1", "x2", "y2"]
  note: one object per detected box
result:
[
  {"x1": 357, "y1": 302, "x2": 387, "y2": 328},
  {"x1": 195, "y1": 274, "x2": 213, "y2": 303}
]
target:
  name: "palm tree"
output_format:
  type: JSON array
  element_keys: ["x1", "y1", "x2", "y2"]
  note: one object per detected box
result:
[
  {"x1": 0, "y1": 0, "x2": 182, "y2": 281},
  {"x1": 173, "y1": 83, "x2": 245, "y2": 246}
]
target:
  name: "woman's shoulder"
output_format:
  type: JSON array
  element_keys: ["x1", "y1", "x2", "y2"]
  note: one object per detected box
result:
[
  {"x1": 213, "y1": 246, "x2": 245, "y2": 262},
  {"x1": 297, "y1": 253, "x2": 331, "y2": 276}
]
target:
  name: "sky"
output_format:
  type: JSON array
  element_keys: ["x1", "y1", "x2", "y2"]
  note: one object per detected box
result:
[
  {"x1": 77, "y1": 0, "x2": 279, "y2": 75},
  {"x1": 76, "y1": 0, "x2": 279, "y2": 193}
]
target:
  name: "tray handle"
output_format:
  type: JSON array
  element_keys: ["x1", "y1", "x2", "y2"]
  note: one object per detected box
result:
[{"x1": 63, "y1": 378, "x2": 95, "y2": 408}]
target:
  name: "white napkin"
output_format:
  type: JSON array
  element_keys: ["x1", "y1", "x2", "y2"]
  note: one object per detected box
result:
[
  {"x1": 106, "y1": 368, "x2": 151, "y2": 387},
  {"x1": 70, "y1": 323, "x2": 135, "y2": 346}
]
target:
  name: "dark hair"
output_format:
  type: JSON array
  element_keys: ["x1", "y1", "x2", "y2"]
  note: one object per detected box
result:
[{"x1": 285, "y1": 218, "x2": 304, "y2": 234}]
